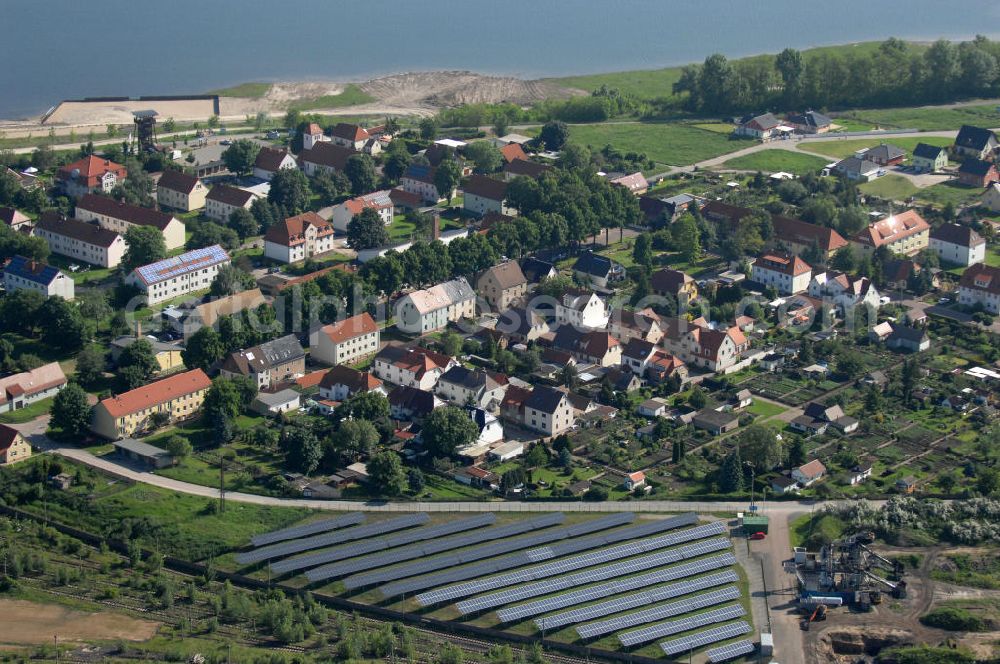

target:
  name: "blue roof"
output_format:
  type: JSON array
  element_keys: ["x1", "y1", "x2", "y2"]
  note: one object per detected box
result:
[
  {"x1": 134, "y1": 244, "x2": 230, "y2": 285},
  {"x1": 5, "y1": 255, "x2": 62, "y2": 286},
  {"x1": 404, "y1": 163, "x2": 434, "y2": 181}
]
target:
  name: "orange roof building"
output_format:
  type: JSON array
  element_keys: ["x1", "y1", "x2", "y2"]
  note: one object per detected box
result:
[
  {"x1": 311, "y1": 313, "x2": 381, "y2": 366},
  {"x1": 263, "y1": 212, "x2": 335, "y2": 264},
  {"x1": 57, "y1": 155, "x2": 127, "y2": 196},
  {"x1": 852, "y1": 210, "x2": 930, "y2": 256},
  {"x1": 91, "y1": 369, "x2": 211, "y2": 439}
]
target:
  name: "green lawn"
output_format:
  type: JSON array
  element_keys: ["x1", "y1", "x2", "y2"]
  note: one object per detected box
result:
[
  {"x1": 0, "y1": 396, "x2": 55, "y2": 424},
  {"x1": 858, "y1": 174, "x2": 919, "y2": 201},
  {"x1": 44, "y1": 253, "x2": 117, "y2": 285},
  {"x1": 747, "y1": 399, "x2": 788, "y2": 420},
  {"x1": 287, "y1": 84, "x2": 376, "y2": 111},
  {"x1": 691, "y1": 122, "x2": 735, "y2": 135},
  {"x1": 914, "y1": 181, "x2": 986, "y2": 208},
  {"x1": 838, "y1": 104, "x2": 1000, "y2": 131},
  {"x1": 210, "y1": 82, "x2": 273, "y2": 98},
  {"x1": 721, "y1": 149, "x2": 828, "y2": 175},
  {"x1": 986, "y1": 247, "x2": 1000, "y2": 267},
  {"x1": 799, "y1": 135, "x2": 954, "y2": 161},
  {"x1": 568, "y1": 122, "x2": 748, "y2": 167}
]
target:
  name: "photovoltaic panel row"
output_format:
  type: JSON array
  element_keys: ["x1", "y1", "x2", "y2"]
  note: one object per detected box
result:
[
  {"x1": 660, "y1": 621, "x2": 752, "y2": 656},
  {"x1": 250, "y1": 513, "x2": 366, "y2": 548},
  {"x1": 272, "y1": 514, "x2": 497, "y2": 576},
  {"x1": 235, "y1": 513, "x2": 428, "y2": 565},
  {"x1": 618, "y1": 604, "x2": 745, "y2": 648},
  {"x1": 529, "y1": 566, "x2": 739, "y2": 630},
  {"x1": 707, "y1": 640, "x2": 755, "y2": 662},
  {"x1": 598, "y1": 588, "x2": 742, "y2": 644},
  {"x1": 528, "y1": 513, "x2": 699, "y2": 564},
  {"x1": 376, "y1": 514, "x2": 647, "y2": 600},
  {"x1": 433, "y1": 521, "x2": 726, "y2": 609},
  {"x1": 456, "y1": 537, "x2": 731, "y2": 615},
  {"x1": 328, "y1": 513, "x2": 573, "y2": 586}
]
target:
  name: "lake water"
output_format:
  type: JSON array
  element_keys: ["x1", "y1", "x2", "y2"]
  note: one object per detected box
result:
[{"x1": 3, "y1": 0, "x2": 1000, "y2": 120}]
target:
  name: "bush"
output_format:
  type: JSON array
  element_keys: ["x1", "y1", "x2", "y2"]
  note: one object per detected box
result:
[{"x1": 919, "y1": 606, "x2": 987, "y2": 632}]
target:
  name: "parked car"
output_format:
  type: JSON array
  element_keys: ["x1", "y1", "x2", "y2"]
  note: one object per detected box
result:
[{"x1": 749, "y1": 532, "x2": 766, "y2": 541}]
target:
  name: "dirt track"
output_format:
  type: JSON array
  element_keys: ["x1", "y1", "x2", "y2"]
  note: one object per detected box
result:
[{"x1": 0, "y1": 599, "x2": 158, "y2": 644}]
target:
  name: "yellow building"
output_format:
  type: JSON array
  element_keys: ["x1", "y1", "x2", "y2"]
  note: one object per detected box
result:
[
  {"x1": 90, "y1": 369, "x2": 212, "y2": 440},
  {"x1": 851, "y1": 210, "x2": 930, "y2": 257},
  {"x1": 111, "y1": 335, "x2": 184, "y2": 374},
  {"x1": 0, "y1": 424, "x2": 31, "y2": 465},
  {"x1": 157, "y1": 170, "x2": 208, "y2": 212}
]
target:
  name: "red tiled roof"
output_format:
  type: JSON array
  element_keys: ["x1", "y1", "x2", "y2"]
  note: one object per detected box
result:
[
  {"x1": 500, "y1": 143, "x2": 528, "y2": 164},
  {"x1": 157, "y1": 169, "x2": 201, "y2": 195},
  {"x1": 76, "y1": 194, "x2": 176, "y2": 231},
  {"x1": 58, "y1": 155, "x2": 127, "y2": 187},
  {"x1": 98, "y1": 369, "x2": 211, "y2": 418},
  {"x1": 771, "y1": 215, "x2": 847, "y2": 253},
  {"x1": 320, "y1": 313, "x2": 378, "y2": 345},
  {"x1": 754, "y1": 253, "x2": 812, "y2": 277},
  {"x1": 0, "y1": 424, "x2": 21, "y2": 452},
  {"x1": 264, "y1": 212, "x2": 332, "y2": 247},
  {"x1": 854, "y1": 210, "x2": 930, "y2": 249},
  {"x1": 331, "y1": 123, "x2": 370, "y2": 143}
]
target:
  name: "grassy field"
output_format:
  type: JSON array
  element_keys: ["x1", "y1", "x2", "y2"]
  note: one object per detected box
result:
[
  {"x1": 568, "y1": 122, "x2": 749, "y2": 167},
  {"x1": 838, "y1": 103, "x2": 1000, "y2": 132},
  {"x1": 288, "y1": 84, "x2": 376, "y2": 112},
  {"x1": 209, "y1": 82, "x2": 273, "y2": 98},
  {"x1": 914, "y1": 181, "x2": 986, "y2": 208},
  {"x1": 720, "y1": 149, "x2": 828, "y2": 175},
  {"x1": 858, "y1": 174, "x2": 919, "y2": 201},
  {"x1": 800, "y1": 135, "x2": 954, "y2": 160},
  {"x1": 747, "y1": 399, "x2": 788, "y2": 420},
  {"x1": 790, "y1": 513, "x2": 847, "y2": 548},
  {"x1": 0, "y1": 396, "x2": 54, "y2": 424}
]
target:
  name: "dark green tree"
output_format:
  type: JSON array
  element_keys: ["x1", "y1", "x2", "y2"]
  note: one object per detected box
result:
[
  {"x1": 221, "y1": 140, "x2": 261, "y2": 176},
  {"x1": 367, "y1": 451, "x2": 407, "y2": 496},
  {"x1": 182, "y1": 327, "x2": 226, "y2": 371},
  {"x1": 421, "y1": 406, "x2": 478, "y2": 458},
  {"x1": 345, "y1": 154, "x2": 377, "y2": 195},
  {"x1": 539, "y1": 121, "x2": 570, "y2": 150},
  {"x1": 434, "y1": 159, "x2": 462, "y2": 203},
  {"x1": 346, "y1": 207, "x2": 389, "y2": 250},
  {"x1": 122, "y1": 226, "x2": 166, "y2": 273},
  {"x1": 50, "y1": 383, "x2": 91, "y2": 436},
  {"x1": 268, "y1": 168, "x2": 311, "y2": 214},
  {"x1": 720, "y1": 448, "x2": 745, "y2": 493}
]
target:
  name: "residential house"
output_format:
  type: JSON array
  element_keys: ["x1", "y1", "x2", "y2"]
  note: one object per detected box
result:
[
  {"x1": 692, "y1": 409, "x2": 740, "y2": 435},
  {"x1": 57, "y1": 155, "x2": 127, "y2": 197},
  {"x1": 953, "y1": 125, "x2": 999, "y2": 161},
  {"x1": 638, "y1": 398, "x2": 669, "y2": 418},
  {"x1": 849, "y1": 463, "x2": 874, "y2": 486},
  {"x1": 786, "y1": 110, "x2": 832, "y2": 134},
  {"x1": 770, "y1": 215, "x2": 848, "y2": 260},
  {"x1": 495, "y1": 306, "x2": 550, "y2": 343},
  {"x1": 400, "y1": 164, "x2": 447, "y2": 204},
  {"x1": 500, "y1": 143, "x2": 528, "y2": 164},
  {"x1": 958, "y1": 159, "x2": 999, "y2": 188},
  {"x1": 882, "y1": 259, "x2": 931, "y2": 291},
  {"x1": 751, "y1": 253, "x2": 812, "y2": 295},
  {"x1": 0, "y1": 207, "x2": 32, "y2": 232},
  {"x1": 958, "y1": 263, "x2": 1000, "y2": 313},
  {"x1": 896, "y1": 476, "x2": 917, "y2": 494},
  {"x1": 728, "y1": 389, "x2": 753, "y2": 410},
  {"x1": 859, "y1": 143, "x2": 906, "y2": 167},
  {"x1": 608, "y1": 172, "x2": 648, "y2": 196},
  {"x1": 492, "y1": 133, "x2": 533, "y2": 147},
  {"x1": 219, "y1": 334, "x2": 306, "y2": 389},
  {"x1": 252, "y1": 389, "x2": 301, "y2": 416},
  {"x1": 651, "y1": 268, "x2": 698, "y2": 305},
  {"x1": 453, "y1": 465, "x2": 499, "y2": 490},
  {"x1": 521, "y1": 385, "x2": 574, "y2": 437},
  {"x1": 300, "y1": 142, "x2": 355, "y2": 178},
  {"x1": 302, "y1": 123, "x2": 327, "y2": 151},
  {"x1": 90, "y1": 368, "x2": 211, "y2": 439},
  {"x1": 623, "y1": 471, "x2": 646, "y2": 491},
  {"x1": 330, "y1": 123, "x2": 375, "y2": 152},
  {"x1": 163, "y1": 288, "x2": 267, "y2": 339},
  {"x1": 793, "y1": 402, "x2": 859, "y2": 435},
  {"x1": 490, "y1": 441, "x2": 525, "y2": 463},
  {"x1": 573, "y1": 251, "x2": 623, "y2": 289},
  {"x1": 930, "y1": 223, "x2": 987, "y2": 267},
  {"x1": 318, "y1": 365, "x2": 384, "y2": 403},
  {"x1": 734, "y1": 113, "x2": 784, "y2": 141},
  {"x1": 912, "y1": 143, "x2": 948, "y2": 172},
  {"x1": 156, "y1": 170, "x2": 207, "y2": 212},
  {"x1": 0, "y1": 362, "x2": 67, "y2": 414},
  {"x1": 252, "y1": 147, "x2": 297, "y2": 181},
  {"x1": 609, "y1": 309, "x2": 662, "y2": 344},
  {"x1": 520, "y1": 257, "x2": 557, "y2": 284},
  {"x1": 110, "y1": 334, "x2": 184, "y2": 374},
  {"x1": 771, "y1": 475, "x2": 800, "y2": 495},
  {"x1": 310, "y1": 312, "x2": 381, "y2": 366},
  {"x1": 808, "y1": 271, "x2": 881, "y2": 313},
  {"x1": 75, "y1": 194, "x2": 185, "y2": 250},
  {"x1": 852, "y1": 210, "x2": 930, "y2": 257},
  {"x1": 33, "y1": 213, "x2": 125, "y2": 268},
  {"x1": 463, "y1": 175, "x2": 514, "y2": 217},
  {"x1": 660, "y1": 318, "x2": 749, "y2": 373},
  {"x1": 605, "y1": 368, "x2": 642, "y2": 393},
  {"x1": 791, "y1": 459, "x2": 827, "y2": 486},
  {"x1": 640, "y1": 194, "x2": 694, "y2": 224},
  {"x1": 204, "y1": 185, "x2": 258, "y2": 223},
  {"x1": 435, "y1": 366, "x2": 506, "y2": 410},
  {"x1": 701, "y1": 200, "x2": 754, "y2": 229},
  {"x1": 555, "y1": 288, "x2": 609, "y2": 329},
  {"x1": 869, "y1": 322, "x2": 895, "y2": 343},
  {"x1": 3, "y1": 256, "x2": 74, "y2": 300},
  {"x1": 503, "y1": 158, "x2": 553, "y2": 181},
  {"x1": 832, "y1": 156, "x2": 880, "y2": 182},
  {"x1": 389, "y1": 188, "x2": 422, "y2": 212},
  {"x1": 477, "y1": 261, "x2": 527, "y2": 311},
  {"x1": 387, "y1": 384, "x2": 441, "y2": 421},
  {"x1": 264, "y1": 212, "x2": 334, "y2": 264},
  {"x1": 647, "y1": 350, "x2": 687, "y2": 384},
  {"x1": 0, "y1": 425, "x2": 31, "y2": 466},
  {"x1": 126, "y1": 244, "x2": 229, "y2": 305},
  {"x1": 328, "y1": 190, "x2": 394, "y2": 233},
  {"x1": 551, "y1": 327, "x2": 622, "y2": 367},
  {"x1": 395, "y1": 278, "x2": 476, "y2": 335},
  {"x1": 886, "y1": 325, "x2": 930, "y2": 353},
  {"x1": 372, "y1": 344, "x2": 457, "y2": 391}
]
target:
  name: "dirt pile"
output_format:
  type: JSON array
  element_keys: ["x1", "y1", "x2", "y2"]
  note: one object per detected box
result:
[
  {"x1": 819, "y1": 628, "x2": 912, "y2": 661},
  {"x1": 358, "y1": 71, "x2": 567, "y2": 107}
]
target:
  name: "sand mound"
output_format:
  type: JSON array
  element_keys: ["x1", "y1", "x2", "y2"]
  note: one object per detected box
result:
[{"x1": 0, "y1": 599, "x2": 159, "y2": 645}]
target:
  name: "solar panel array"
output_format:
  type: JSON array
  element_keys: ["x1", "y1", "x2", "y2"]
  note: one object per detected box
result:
[
  {"x1": 707, "y1": 640, "x2": 755, "y2": 662},
  {"x1": 456, "y1": 537, "x2": 731, "y2": 615},
  {"x1": 250, "y1": 513, "x2": 366, "y2": 547},
  {"x1": 136, "y1": 244, "x2": 229, "y2": 284},
  {"x1": 386, "y1": 513, "x2": 695, "y2": 601},
  {"x1": 328, "y1": 514, "x2": 571, "y2": 586},
  {"x1": 611, "y1": 594, "x2": 744, "y2": 646},
  {"x1": 235, "y1": 513, "x2": 428, "y2": 565},
  {"x1": 530, "y1": 566, "x2": 738, "y2": 630},
  {"x1": 660, "y1": 621, "x2": 752, "y2": 657},
  {"x1": 273, "y1": 514, "x2": 497, "y2": 576},
  {"x1": 422, "y1": 520, "x2": 722, "y2": 607}
]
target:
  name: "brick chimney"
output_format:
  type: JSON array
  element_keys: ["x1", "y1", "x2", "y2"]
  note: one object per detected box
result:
[{"x1": 432, "y1": 213, "x2": 441, "y2": 241}]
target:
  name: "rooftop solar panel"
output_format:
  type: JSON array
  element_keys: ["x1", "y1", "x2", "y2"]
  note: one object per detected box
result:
[
  {"x1": 456, "y1": 537, "x2": 731, "y2": 615},
  {"x1": 607, "y1": 593, "x2": 744, "y2": 645},
  {"x1": 135, "y1": 244, "x2": 229, "y2": 284},
  {"x1": 707, "y1": 640, "x2": 755, "y2": 662},
  {"x1": 272, "y1": 514, "x2": 496, "y2": 576},
  {"x1": 659, "y1": 621, "x2": 752, "y2": 657},
  {"x1": 528, "y1": 568, "x2": 738, "y2": 629},
  {"x1": 427, "y1": 522, "x2": 725, "y2": 609},
  {"x1": 235, "y1": 513, "x2": 427, "y2": 565},
  {"x1": 250, "y1": 513, "x2": 366, "y2": 547}
]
